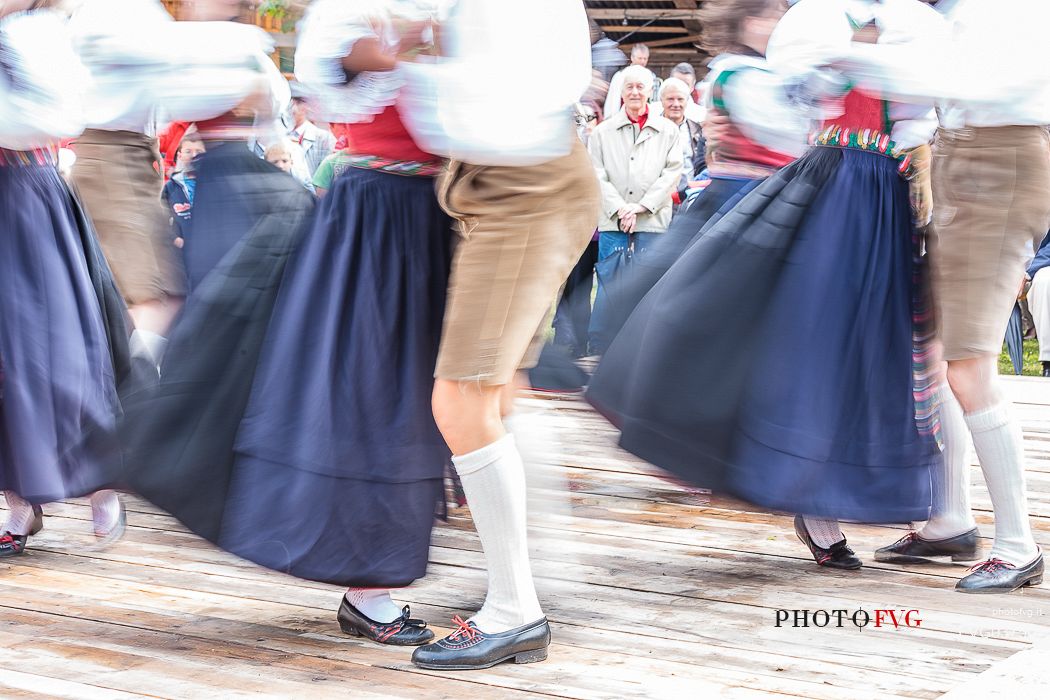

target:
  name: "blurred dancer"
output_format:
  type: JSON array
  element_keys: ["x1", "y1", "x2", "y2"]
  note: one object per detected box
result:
[
  {"x1": 120, "y1": 0, "x2": 448, "y2": 649},
  {"x1": 588, "y1": 0, "x2": 945, "y2": 569},
  {"x1": 68, "y1": 0, "x2": 187, "y2": 366},
  {"x1": 831, "y1": 0, "x2": 1050, "y2": 592},
  {"x1": 0, "y1": 1, "x2": 128, "y2": 556},
  {"x1": 399, "y1": 0, "x2": 598, "y2": 670}
]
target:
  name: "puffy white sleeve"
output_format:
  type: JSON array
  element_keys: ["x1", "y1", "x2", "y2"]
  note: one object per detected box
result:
[
  {"x1": 765, "y1": 0, "x2": 853, "y2": 119},
  {"x1": 711, "y1": 61, "x2": 812, "y2": 159},
  {"x1": 400, "y1": 0, "x2": 592, "y2": 166},
  {"x1": 0, "y1": 11, "x2": 87, "y2": 150},
  {"x1": 71, "y1": 0, "x2": 285, "y2": 124},
  {"x1": 836, "y1": 0, "x2": 1047, "y2": 108},
  {"x1": 294, "y1": 0, "x2": 403, "y2": 123}
]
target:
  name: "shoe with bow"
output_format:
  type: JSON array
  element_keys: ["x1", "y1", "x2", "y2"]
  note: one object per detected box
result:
[
  {"x1": 411, "y1": 615, "x2": 551, "y2": 670},
  {"x1": 337, "y1": 598, "x2": 435, "y2": 646}
]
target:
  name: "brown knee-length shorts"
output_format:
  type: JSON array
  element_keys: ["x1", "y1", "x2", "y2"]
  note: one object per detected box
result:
[
  {"x1": 435, "y1": 140, "x2": 599, "y2": 386},
  {"x1": 72, "y1": 129, "x2": 186, "y2": 304},
  {"x1": 928, "y1": 125, "x2": 1050, "y2": 360}
]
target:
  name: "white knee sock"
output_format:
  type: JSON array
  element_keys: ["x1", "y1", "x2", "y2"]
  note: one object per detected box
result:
[
  {"x1": 90, "y1": 490, "x2": 122, "y2": 536},
  {"x1": 919, "y1": 387, "x2": 977, "y2": 540},
  {"x1": 965, "y1": 403, "x2": 1039, "y2": 565},
  {"x1": 802, "y1": 516, "x2": 845, "y2": 549},
  {"x1": 129, "y1": 329, "x2": 168, "y2": 367},
  {"x1": 2, "y1": 491, "x2": 36, "y2": 536},
  {"x1": 452, "y1": 434, "x2": 543, "y2": 633},
  {"x1": 345, "y1": 588, "x2": 402, "y2": 623}
]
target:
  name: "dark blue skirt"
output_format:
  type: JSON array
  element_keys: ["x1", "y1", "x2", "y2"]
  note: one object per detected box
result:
[
  {"x1": 0, "y1": 165, "x2": 121, "y2": 502},
  {"x1": 588, "y1": 148, "x2": 938, "y2": 523},
  {"x1": 223, "y1": 167, "x2": 454, "y2": 586}
]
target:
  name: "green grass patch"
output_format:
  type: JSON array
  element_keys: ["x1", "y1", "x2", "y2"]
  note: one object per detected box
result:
[{"x1": 999, "y1": 338, "x2": 1043, "y2": 376}]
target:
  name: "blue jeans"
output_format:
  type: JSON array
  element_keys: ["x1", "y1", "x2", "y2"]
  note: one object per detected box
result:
[{"x1": 588, "y1": 230, "x2": 659, "y2": 354}]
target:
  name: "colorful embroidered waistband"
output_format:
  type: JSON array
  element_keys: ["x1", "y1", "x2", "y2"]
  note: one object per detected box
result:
[
  {"x1": 0, "y1": 147, "x2": 58, "y2": 167},
  {"x1": 346, "y1": 155, "x2": 445, "y2": 178},
  {"x1": 810, "y1": 126, "x2": 915, "y2": 178}
]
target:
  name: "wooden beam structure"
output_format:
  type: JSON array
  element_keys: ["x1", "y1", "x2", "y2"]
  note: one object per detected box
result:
[
  {"x1": 620, "y1": 33, "x2": 703, "y2": 50},
  {"x1": 587, "y1": 9, "x2": 703, "y2": 21},
  {"x1": 601, "y1": 26, "x2": 689, "y2": 35}
]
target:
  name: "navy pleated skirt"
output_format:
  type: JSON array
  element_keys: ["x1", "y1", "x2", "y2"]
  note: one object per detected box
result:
[
  {"x1": 222, "y1": 167, "x2": 454, "y2": 586},
  {"x1": 588, "y1": 148, "x2": 939, "y2": 523},
  {"x1": 0, "y1": 164, "x2": 121, "y2": 502}
]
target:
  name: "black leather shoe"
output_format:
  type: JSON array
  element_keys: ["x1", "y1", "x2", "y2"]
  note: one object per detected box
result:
[
  {"x1": 956, "y1": 553, "x2": 1044, "y2": 594},
  {"x1": 0, "y1": 532, "x2": 28, "y2": 557},
  {"x1": 1042, "y1": 362, "x2": 1050, "y2": 378},
  {"x1": 794, "y1": 515, "x2": 862, "y2": 570},
  {"x1": 0, "y1": 505, "x2": 43, "y2": 558},
  {"x1": 874, "y1": 528, "x2": 981, "y2": 564},
  {"x1": 337, "y1": 598, "x2": 434, "y2": 646},
  {"x1": 411, "y1": 616, "x2": 550, "y2": 670}
]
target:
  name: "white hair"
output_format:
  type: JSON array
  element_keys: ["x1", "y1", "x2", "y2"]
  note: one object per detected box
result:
[
  {"x1": 660, "y1": 77, "x2": 691, "y2": 100},
  {"x1": 620, "y1": 64, "x2": 654, "y2": 91}
]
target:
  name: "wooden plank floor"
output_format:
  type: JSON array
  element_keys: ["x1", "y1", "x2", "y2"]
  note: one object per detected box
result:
[{"x1": 2, "y1": 377, "x2": 1048, "y2": 699}]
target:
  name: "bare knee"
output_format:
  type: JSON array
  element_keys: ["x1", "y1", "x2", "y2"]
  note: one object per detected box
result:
[
  {"x1": 432, "y1": 379, "x2": 506, "y2": 455},
  {"x1": 945, "y1": 356, "x2": 1001, "y2": 413}
]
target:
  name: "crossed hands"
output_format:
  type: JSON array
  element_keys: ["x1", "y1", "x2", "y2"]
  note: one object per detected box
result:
[{"x1": 617, "y1": 203, "x2": 648, "y2": 234}]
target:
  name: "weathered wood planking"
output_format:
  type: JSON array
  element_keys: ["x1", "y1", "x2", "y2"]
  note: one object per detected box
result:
[{"x1": 1, "y1": 377, "x2": 1048, "y2": 698}]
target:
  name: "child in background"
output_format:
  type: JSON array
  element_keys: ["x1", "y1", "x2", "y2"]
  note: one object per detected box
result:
[
  {"x1": 265, "y1": 139, "x2": 315, "y2": 193},
  {"x1": 162, "y1": 132, "x2": 205, "y2": 248}
]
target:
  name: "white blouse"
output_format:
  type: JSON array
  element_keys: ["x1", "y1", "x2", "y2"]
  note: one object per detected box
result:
[
  {"x1": 399, "y1": 0, "x2": 592, "y2": 166},
  {"x1": 0, "y1": 10, "x2": 87, "y2": 150},
  {"x1": 294, "y1": 0, "x2": 439, "y2": 125},
  {"x1": 766, "y1": 0, "x2": 941, "y2": 150},
  {"x1": 69, "y1": 0, "x2": 288, "y2": 134},
  {"x1": 833, "y1": 0, "x2": 1050, "y2": 129},
  {"x1": 702, "y1": 53, "x2": 812, "y2": 159}
]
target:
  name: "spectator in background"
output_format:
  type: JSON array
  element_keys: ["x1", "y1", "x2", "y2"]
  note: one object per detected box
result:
[
  {"x1": 659, "y1": 77, "x2": 703, "y2": 202},
  {"x1": 265, "y1": 139, "x2": 315, "y2": 193},
  {"x1": 1027, "y1": 231, "x2": 1050, "y2": 377},
  {"x1": 669, "y1": 62, "x2": 706, "y2": 123},
  {"x1": 288, "y1": 95, "x2": 335, "y2": 176},
  {"x1": 587, "y1": 64, "x2": 682, "y2": 355},
  {"x1": 161, "y1": 132, "x2": 205, "y2": 248},
  {"x1": 603, "y1": 44, "x2": 658, "y2": 118},
  {"x1": 311, "y1": 148, "x2": 356, "y2": 197}
]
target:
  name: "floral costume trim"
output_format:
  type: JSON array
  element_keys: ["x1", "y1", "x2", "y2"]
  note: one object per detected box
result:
[
  {"x1": 0, "y1": 147, "x2": 57, "y2": 167},
  {"x1": 810, "y1": 125, "x2": 916, "y2": 179},
  {"x1": 346, "y1": 154, "x2": 445, "y2": 177}
]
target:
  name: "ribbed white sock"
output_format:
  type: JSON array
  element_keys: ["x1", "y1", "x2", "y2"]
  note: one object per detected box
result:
[
  {"x1": 129, "y1": 329, "x2": 168, "y2": 367},
  {"x1": 345, "y1": 588, "x2": 402, "y2": 623},
  {"x1": 965, "y1": 403, "x2": 1039, "y2": 565},
  {"x1": 90, "y1": 490, "x2": 122, "y2": 537},
  {"x1": 452, "y1": 434, "x2": 543, "y2": 633},
  {"x1": 802, "y1": 516, "x2": 845, "y2": 549},
  {"x1": 919, "y1": 387, "x2": 977, "y2": 540},
  {"x1": 2, "y1": 491, "x2": 36, "y2": 536}
]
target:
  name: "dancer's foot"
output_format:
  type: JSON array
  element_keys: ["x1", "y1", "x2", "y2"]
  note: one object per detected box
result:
[
  {"x1": 956, "y1": 552, "x2": 1044, "y2": 594},
  {"x1": 874, "y1": 528, "x2": 981, "y2": 564},
  {"x1": 336, "y1": 597, "x2": 434, "y2": 646},
  {"x1": 794, "y1": 515, "x2": 862, "y2": 570},
  {"x1": 92, "y1": 491, "x2": 126, "y2": 546},
  {"x1": 411, "y1": 616, "x2": 550, "y2": 670},
  {"x1": 0, "y1": 504, "x2": 42, "y2": 558}
]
